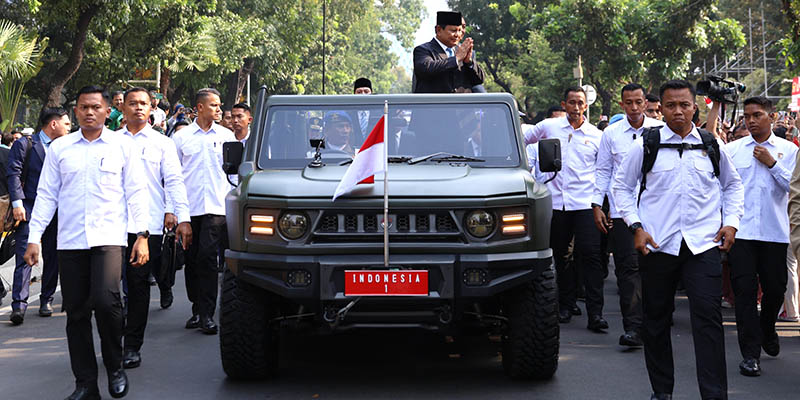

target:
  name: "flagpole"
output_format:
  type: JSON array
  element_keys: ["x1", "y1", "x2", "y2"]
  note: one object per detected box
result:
[{"x1": 383, "y1": 100, "x2": 389, "y2": 268}]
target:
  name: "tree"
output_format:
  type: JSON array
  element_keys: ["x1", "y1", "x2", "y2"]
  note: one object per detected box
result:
[{"x1": 0, "y1": 19, "x2": 47, "y2": 132}]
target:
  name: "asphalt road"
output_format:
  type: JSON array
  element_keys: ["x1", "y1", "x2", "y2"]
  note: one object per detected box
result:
[{"x1": 1, "y1": 265, "x2": 799, "y2": 400}]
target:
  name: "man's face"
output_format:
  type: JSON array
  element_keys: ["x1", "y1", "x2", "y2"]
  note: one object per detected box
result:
[
  {"x1": 231, "y1": 108, "x2": 252, "y2": 135},
  {"x1": 435, "y1": 24, "x2": 462, "y2": 48},
  {"x1": 197, "y1": 94, "x2": 222, "y2": 122},
  {"x1": 561, "y1": 91, "x2": 588, "y2": 123},
  {"x1": 113, "y1": 93, "x2": 124, "y2": 109},
  {"x1": 645, "y1": 101, "x2": 662, "y2": 120},
  {"x1": 743, "y1": 103, "x2": 774, "y2": 137},
  {"x1": 620, "y1": 89, "x2": 646, "y2": 123},
  {"x1": 122, "y1": 91, "x2": 152, "y2": 127},
  {"x1": 354, "y1": 86, "x2": 372, "y2": 95},
  {"x1": 324, "y1": 121, "x2": 352, "y2": 147},
  {"x1": 660, "y1": 88, "x2": 696, "y2": 132},
  {"x1": 149, "y1": 93, "x2": 158, "y2": 107},
  {"x1": 12, "y1": 133, "x2": 21, "y2": 142},
  {"x1": 74, "y1": 93, "x2": 110, "y2": 130},
  {"x1": 221, "y1": 110, "x2": 233, "y2": 128},
  {"x1": 732, "y1": 126, "x2": 750, "y2": 141},
  {"x1": 459, "y1": 18, "x2": 467, "y2": 42},
  {"x1": 51, "y1": 115, "x2": 71, "y2": 137}
]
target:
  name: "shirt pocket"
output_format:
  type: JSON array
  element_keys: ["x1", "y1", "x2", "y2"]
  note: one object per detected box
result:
[
  {"x1": 645, "y1": 155, "x2": 676, "y2": 192},
  {"x1": 143, "y1": 147, "x2": 162, "y2": 166},
  {"x1": 60, "y1": 156, "x2": 82, "y2": 175},
  {"x1": 99, "y1": 156, "x2": 123, "y2": 186},
  {"x1": 732, "y1": 153, "x2": 752, "y2": 170},
  {"x1": 181, "y1": 141, "x2": 202, "y2": 164},
  {"x1": 691, "y1": 155, "x2": 717, "y2": 189}
]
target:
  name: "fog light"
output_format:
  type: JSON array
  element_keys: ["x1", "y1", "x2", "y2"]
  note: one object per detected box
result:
[
  {"x1": 463, "y1": 268, "x2": 488, "y2": 286},
  {"x1": 502, "y1": 225, "x2": 526, "y2": 235},
  {"x1": 287, "y1": 270, "x2": 311, "y2": 287},
  {"x1": 250, "y1": 226, "x2": 274, "y2": 235}
]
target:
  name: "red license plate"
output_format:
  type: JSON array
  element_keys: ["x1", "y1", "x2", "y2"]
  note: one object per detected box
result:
[{"x1": 344, "y1": 270, "x2": 428, "y2": 296}]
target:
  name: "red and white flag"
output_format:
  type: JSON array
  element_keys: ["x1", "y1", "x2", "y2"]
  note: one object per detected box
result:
[{"x1": 333, "y1": 116, "x2": 387, "y2": 201}]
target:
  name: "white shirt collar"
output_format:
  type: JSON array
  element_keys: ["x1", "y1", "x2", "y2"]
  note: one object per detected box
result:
[
  {"x1": 661, "y1": 123, "x2": 700, "y2": 142},
  {"x1": 433, "y1": 37, "x2": 451, "y2": 53}
]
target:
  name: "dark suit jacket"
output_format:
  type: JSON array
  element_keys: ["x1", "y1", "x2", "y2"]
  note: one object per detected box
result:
[
  {"x1": 347, "y1": 108, "x2": 383, "y2": 144},
  {"x1": 7, "y1": 134, "x2": 46, "y2": 213},
  {"x1": 412, "y1": 38, "x2": 486, "y2": 93},
  {"x1": 0, "y1": 147, "x2": 9, "y2": 197}
]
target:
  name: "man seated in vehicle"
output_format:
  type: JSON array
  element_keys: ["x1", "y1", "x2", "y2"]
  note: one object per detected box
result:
[{"x1": 322, "y1": 111, "x2": 355, "y2": 156}]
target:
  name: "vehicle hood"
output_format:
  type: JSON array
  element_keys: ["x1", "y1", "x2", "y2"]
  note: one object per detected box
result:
[{"x1": 244, "y1": 164, "x2": 529, "y2": 199}]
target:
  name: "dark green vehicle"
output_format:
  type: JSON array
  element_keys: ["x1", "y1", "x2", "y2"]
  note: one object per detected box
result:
[{"x1": 220, "y1": 90, "x2": 561, "y2": 380}]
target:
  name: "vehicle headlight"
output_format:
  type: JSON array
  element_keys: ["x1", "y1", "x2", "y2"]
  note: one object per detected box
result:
[
  {"x1": 465, "y1": 210, "x2": 495, "y2": 238},
  {"x1": 279, "y1": 212, "x2": 309, "y2": 240}
]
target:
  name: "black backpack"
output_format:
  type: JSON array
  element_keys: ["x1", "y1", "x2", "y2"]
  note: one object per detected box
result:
[{"x1": 638, "y1": 126, "x2": 720, "y2": 204}]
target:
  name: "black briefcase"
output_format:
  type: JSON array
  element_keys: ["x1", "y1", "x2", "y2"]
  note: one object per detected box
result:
[{"x1": 159, "y1": 228, "x2": 184, "y2": 288}]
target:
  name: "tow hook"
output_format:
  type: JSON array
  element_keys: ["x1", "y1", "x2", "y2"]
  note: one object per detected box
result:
[
  {"x1": 323, "y1": 297, "x2": 361, "y2": 326},
  {"x1": 437, "y1": 305, "x2": 453, "y2": 324}
]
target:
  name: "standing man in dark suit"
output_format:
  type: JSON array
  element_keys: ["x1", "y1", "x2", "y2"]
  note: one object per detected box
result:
[
  {"x1": 412, "y1": 11, "x2": 485, "y2": 93},
  {"x1": 7, "y1": 107, "x2": 71, "y2": 325},
  {"x1": 348, "y1": 78, "x2": 382, "y2": 144}
]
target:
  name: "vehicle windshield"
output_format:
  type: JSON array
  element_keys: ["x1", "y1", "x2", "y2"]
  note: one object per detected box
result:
[{"x1": 257, "y1": 103, "x2": 520, "y2": 169}]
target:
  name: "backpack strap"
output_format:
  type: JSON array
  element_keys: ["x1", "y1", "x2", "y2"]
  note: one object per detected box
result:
[
  {"x1": 638, "y1": 127, "x2": 662, "y2": 206},
  {"x1": 19, "y1": 136, "x2": 34, "y2": 190},
  {"x1": 697, "y1": 128, "x2": 721, "y2": 177}
]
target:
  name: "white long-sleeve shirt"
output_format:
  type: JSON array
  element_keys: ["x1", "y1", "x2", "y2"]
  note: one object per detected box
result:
[
  {"x1": 611, "y1": 124, "x2": 744, "y2": 256},
  {"x1": 28, "y1": 128, "x2": 150, "y2": 249},
  {"x1": 522, "y1": 117, "x2": 602, "y2": 211},
  {"x1": 592, "y1": 116, "x2": 663, "y2": 218},
  {"x1": 121, "y1": 125, "x2": 191, "y2": 233},
  {"x1": 172, "y1": 121, "x2": 236, "y2": 216},
  {"x1": 725, "y1": 134, "x2": 797, "y2": 243}
]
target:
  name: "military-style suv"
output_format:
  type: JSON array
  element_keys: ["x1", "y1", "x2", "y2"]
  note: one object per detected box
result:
[{"x1": 220, "y1": 91, "x2": 560, "y2": 380}]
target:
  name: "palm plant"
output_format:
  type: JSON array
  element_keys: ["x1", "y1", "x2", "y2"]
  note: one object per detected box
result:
[{"x1": 0, "y1": 20, "x2": 47, "y2": 133}]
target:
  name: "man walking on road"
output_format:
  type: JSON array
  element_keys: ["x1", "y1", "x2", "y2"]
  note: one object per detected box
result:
[
  {"x1": 613, "y1": 80, "x2": 744, "y2": 400},
  {"x1": 172, "y1": 88, "x2": 235, "y2": 335},
  {"x1": 24, "y1": 85, "x2": 152, "y2": 399},
  {"x1": 7, "y1": 106, "x2": 70, "y2": 325},
  {"x1": 118, "y1": 87, "x2": 193, "y2": 370}
]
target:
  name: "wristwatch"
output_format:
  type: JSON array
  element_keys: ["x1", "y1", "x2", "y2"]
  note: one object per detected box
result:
[
  {"x1": 137, "y1": 230, "x2": 150, "y2": 239},
  {"x1": 628, "y1": 222, "x2": 643, "y2": 234}
]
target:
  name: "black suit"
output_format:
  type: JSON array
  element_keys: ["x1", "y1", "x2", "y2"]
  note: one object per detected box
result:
[
  {"x1": 347, "y1": 108, "x2": 383, "y2": 145},
  {"x1": 412, "y1": 38, "x2": 485, "y2": 93}
]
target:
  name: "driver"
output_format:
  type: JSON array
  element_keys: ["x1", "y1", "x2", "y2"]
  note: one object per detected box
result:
[{"x1": 323, "y1": 111, "x2": 355, "y2": 155}]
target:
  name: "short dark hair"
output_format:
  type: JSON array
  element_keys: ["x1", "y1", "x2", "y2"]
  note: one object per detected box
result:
[
  {"x1": 645, "y1": 93, "x2": 660, "y2": 103},
  {"x1": 659, "y1": 80, "x2": 696, "y2": 100},
  {"x1": 1, "y1": 132, "x2": 14, "y2": 146},
  {"x1": 39, "y1": 106, "x2": 69, "y2": 128},
  {"x1": 174, "y1": 119, "x2": 191, "y2": 129},
  {"x1": 75, "y1": 85, "x2": 110, "y2": 106},
  {"x1": 743, "y1": 96, "x2": 774, "y2": 113},
  {"x1": 194, "y1": 88, "x2": 221, "y2": 106},
  {"x1": 621, "y1": 83, "x2": 645, "y2": 98},
  {"x1": 546, "y1": 105, "x2": 566, "y2": 118},
  {"x1": 597, "y1": 120, "x2": 609, "y2": 131},
  {"x1": 563, "y1": 86, "x2": 586, "y2": 102},
  {"x1": 123, "y1": 87, "x2": 152, "y2": 102},
  {"x1": 232, "y1": 103, "x2": 251, "y2": 114},
  {"x1": 111, "y1": 90, "x2": 124, "y2": 98}
]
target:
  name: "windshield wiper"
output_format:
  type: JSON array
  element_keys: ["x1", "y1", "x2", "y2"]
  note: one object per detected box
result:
[
  {"x1": 408, "y1": 152, "x2": 485, "y2": 165},
  {"x1": 339, "y1": 156, "x2": 412, "y2": 166}
]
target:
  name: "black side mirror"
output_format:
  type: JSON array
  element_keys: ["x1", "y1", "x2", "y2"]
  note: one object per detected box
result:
[
  {"x1": 538, "y1": 138, "x2": 562, "y2": 173},
  {"x1": 222, "y1": 141, "x2": 244, "y2": 174}
]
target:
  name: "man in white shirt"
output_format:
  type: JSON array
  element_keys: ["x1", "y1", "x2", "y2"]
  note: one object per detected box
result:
[
  {"x1": 645, "y1": 93, "x2": 663, "y2": 121},
  {"x1": 612, "y1": 80, "x2": 744, "y2": 400},
  {"x1": 522, "y1": 86, "x2": 609, "y2": 332},
  {"x1": 725, "y1": 96, "x2": 797, "y2": 377},
  {"x1": 118, "y1": 87, "x2": 193, "y2": 370},
  {"x1": 231, "y1": 103, "x2": 252, "y2": 143},
  {"x1": 149, "y1": 90, "x2": 167, "y2": 131},
  {"x1": 172, "y1": 88, "x2": 236, "y2": 335},
  {"x1": 24, "y1": 85, "x2": 151, "y2": 400},
  {"x1": 592, "y1": 83, "x2": 663, "y2": 348}
]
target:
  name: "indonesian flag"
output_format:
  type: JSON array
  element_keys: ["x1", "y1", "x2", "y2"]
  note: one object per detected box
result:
[{"x1": 333, "y1": 116, "x2": 387, "y2": 201}]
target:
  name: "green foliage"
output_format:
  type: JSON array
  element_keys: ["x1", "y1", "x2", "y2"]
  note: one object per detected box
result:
[{"x1": 0, "y1": 19, "x2": 47, "y2": 132}]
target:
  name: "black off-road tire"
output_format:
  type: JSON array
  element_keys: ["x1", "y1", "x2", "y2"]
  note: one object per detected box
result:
[
  {"x1": 220, "y1": 268, "x2": 279, "y2": 379},
  {"x1": 501, "y1": 261, "x2": 559, "y2": 379}
]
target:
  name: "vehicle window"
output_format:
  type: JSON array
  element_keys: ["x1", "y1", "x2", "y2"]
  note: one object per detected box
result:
[{"x1": 257, "y1": 103, "x2": 520, "y2": 169}]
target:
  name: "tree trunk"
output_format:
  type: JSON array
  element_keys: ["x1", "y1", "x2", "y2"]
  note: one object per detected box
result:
[
  {"x1": 42, "y1": 4, "x2": 101, "y2": 106},
  {"x1": 160, "y1": 67, "x2": 172, "y2": 105},
  {"x1": 485, "y1": 58, "x2": 512, "y2": 94},
  {"x1": 224, "y1": 59, "x2": 256, "y2": 107}
]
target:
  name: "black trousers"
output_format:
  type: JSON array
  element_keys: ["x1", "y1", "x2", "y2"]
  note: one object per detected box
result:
[
  {"x1": 58, "y1": 246, "x2": 124, "y2": 388},
  {"x1": 728, "y1": 239, "x2": 788, "y2": 359},
  {"x1": 610, "y1": 218, "x2": 643, "y2": 332},
  {"x1": 551, "y1": 209, "x2": 604, "y2": 317},
  {"x1": 12, "y1": 215, "x2": 59, "y2": 309},
  {"x1": 639, "y1": 241, "x2": 726, "y2": 400},
  {"x1": 185, "y1": 214, "x2": 226, "y2": 318},
  {"x1": 123, "y1": 234, "x2": 163, "y2": 352}
]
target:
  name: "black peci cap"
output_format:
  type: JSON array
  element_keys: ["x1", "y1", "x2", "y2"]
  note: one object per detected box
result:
[
  {"x1": 354, "y1": 77, "x2": 372, "y2": 92},
  {"x1": 437, "y1": 11, "x2": 462, "y2": 27}
]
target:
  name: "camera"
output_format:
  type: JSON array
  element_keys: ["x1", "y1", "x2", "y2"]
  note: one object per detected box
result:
[{"x1": 696, "y1": 74, "x2": 746, "y2": 104}]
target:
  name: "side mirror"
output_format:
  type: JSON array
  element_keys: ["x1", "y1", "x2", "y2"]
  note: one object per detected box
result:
[
  {"x1": 538, "y1": 139, "x2": 562, "y2": 173},
  {"x1": 222, "y1": 141, "x2": 244, "y2": 175}
]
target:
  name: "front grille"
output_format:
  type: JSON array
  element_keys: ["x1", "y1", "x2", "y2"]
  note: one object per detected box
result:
[
  {"x1": 319, "y1": 215, "x2": 338, "y2": 232},
  {"x1": 313, "y1": 210, "x2": 463, "y2": 243},
  {"x1": 416, "y1": 214, "x2": 430, "y2": 232},
  {"x1": 364, "y1": 215, "x2": 378, "y2": 232},
  {"x1": 397, "y1": 214, "x2": 409, "y2": 232},
  {"x1": 436, "y1": 213, "x2": 457, "y2": 232},
  {"x1": 344, "y1": 215, "x2": 358, "y2": 232}
]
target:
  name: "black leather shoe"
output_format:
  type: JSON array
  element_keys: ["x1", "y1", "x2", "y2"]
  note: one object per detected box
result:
[
  {"x1": 739, "y1": 358, "x2": 761, "y2": 377},
  {"x1": 64, "y1": 386, "x2": 101, "y2": 400},
  {"x1": 200, "y1": 316, "x2": 218, "y2": 335},
  {"x1": 570, "y1": 304, "x2": 582, "y2": 316},
  {"x1": 587, "y1": 315, "x2": 609, "y2": 332},
  {"x1": 10, "y1": 309, "x2": 24, "y2": 325},
  {"x1": 650, "y1": 393, "x2": 672, "y2": 400},
  {"x1": 762, "y1": 334, "x2": 780, "y2": 357},
  {"x1": 619, "y1": 331, "x2": 643, "y2": 347},
  {"x1": 123, "y1": 349, "x2": 141, "y2": 369},
  {"x1": 39, "y1": 301, "x2": 53, "y2": 317},
  {"x1": 108, "y1": 369, "x2": 128, "y2": 398},
  {"x1": 160, "y1": 288, "x2": 173, "y2": 309},
  {"x1": 558, "y1": 308, "x2": 572, "y2": 324},
  {"x1": 185, "y1": 314, "x2": 200, "y2": 329}
]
